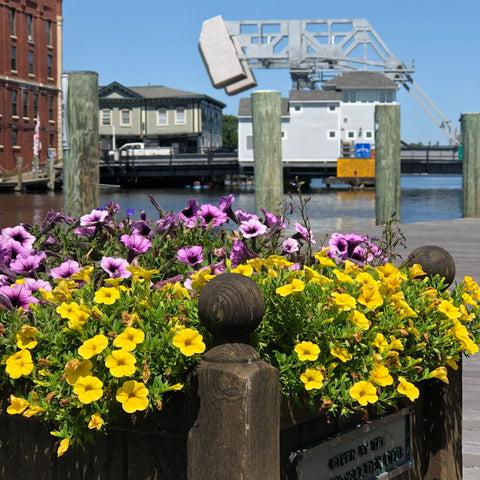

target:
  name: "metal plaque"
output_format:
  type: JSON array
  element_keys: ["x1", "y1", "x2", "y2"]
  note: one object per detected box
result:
[{"x1": 290, "y1": 408, "x2": 412, "y2": 480}]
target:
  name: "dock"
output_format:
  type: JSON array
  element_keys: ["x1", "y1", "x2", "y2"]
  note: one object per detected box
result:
[
  {"x1": 0, "y1": 170, "x2": 53, "y2": 191},
  {"x1": 316, "y1": 218, "x2": 480, "y2": 479}
]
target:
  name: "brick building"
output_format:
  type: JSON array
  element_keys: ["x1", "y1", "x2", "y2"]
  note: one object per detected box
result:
[{"x1": 0, "y1": 0, "x2": 63, "y2": 174}]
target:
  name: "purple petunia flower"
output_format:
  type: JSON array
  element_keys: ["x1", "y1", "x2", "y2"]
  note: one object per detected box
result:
[
  {"x1": 100, "y1": 256, "x2": 131, "y2": 278},
  {"x1": 23, "y1": 278, "x2": 52, "y2": 292},
  {"x1": 293, "y1": 222, "x2": 316, "y2": 244},
  {"x1": 230, "y1": 239, "x2": 259, "y2": 267},
  {"x1": 0, "y1": 283, "x2": 39, "y2": 310},
  {"x1": 120, "y1": 234, "x2": 152, "y2": 255},
  {"x1": 199, "y1": 204, "x2": 228, "y2": 227},
  {"x1": 178, "y1": 199, "x2": 200, "y2": 228},
  {"x1": 79, "y1": 209, "x2": 109, "y2": 228},
  {"x1": 282, "y1": 238, "x2": 299, "y2": 254},
  {"x1": 9, "y1": 252, "x2": 47, "y2": 274},
  {"x1": 327, "y1": 233, "x2": 365, "y2": 261},
  {"x1": 261, "y1": 208, "x2": 285, "y2": 228},
  {"x1": 177, "y1": 246, "x2": 203, "y2": 267},
  {"x1": 74, "y1": 226, "x2": 96, "y2": 236},
  {"x1": 239, "y1": 218, "x2": 267, "y2": 238},
  {"x1": 156, "y1": 213, "x2": 178, "y2": 234},
  {"x1": 235, "y1": 209, "x2": 258, "y2": 223},
  {"x1": 219, "y1": 194, "x2": 239, "y2": 223},
  {"x1": 0, "y1": 236, "x2": 33, "y2": 264},
  {"x1": 50, "y1": 259, "x2": 81, "y2": 279},
  {"x1": 1, "y1": 225, "x2": 36, "y2": 251}
]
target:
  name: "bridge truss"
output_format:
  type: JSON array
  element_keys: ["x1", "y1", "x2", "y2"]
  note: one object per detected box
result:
[{"x1": 200, "y1": 18, "x2": 461, "y2": 146}]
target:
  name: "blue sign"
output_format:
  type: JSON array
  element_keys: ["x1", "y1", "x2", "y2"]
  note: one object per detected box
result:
[{"x1": 355, "y1": 143, "x2": 371, "y2": 158}]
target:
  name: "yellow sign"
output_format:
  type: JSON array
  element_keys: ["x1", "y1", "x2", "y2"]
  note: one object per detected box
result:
[{"x1": 337, "y1": 158, "x2": 375, "y2": 178}]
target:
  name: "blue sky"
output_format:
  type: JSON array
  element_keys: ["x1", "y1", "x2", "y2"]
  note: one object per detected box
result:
[{"x1": 62, "y1": 1, "x2": 479, "y2": 145}]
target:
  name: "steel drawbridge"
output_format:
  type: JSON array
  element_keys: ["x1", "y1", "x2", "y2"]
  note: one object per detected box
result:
[{"x1": 199, "y1": 17, "x2": 461, "y2": 146}]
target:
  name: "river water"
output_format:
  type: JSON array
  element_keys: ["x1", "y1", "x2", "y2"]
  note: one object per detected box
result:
[{"x1": 0, "y1": 175, "x2": 463, "y2": 233}]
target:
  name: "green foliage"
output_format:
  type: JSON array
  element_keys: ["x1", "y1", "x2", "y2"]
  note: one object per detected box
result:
[{"x1": 221, "y1": 114, "x2": 238, "y2": 149}]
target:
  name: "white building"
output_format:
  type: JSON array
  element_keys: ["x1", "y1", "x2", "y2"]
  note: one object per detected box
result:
[{"x1": 238, "y1": 72, "x2": 399, "y2": 166}]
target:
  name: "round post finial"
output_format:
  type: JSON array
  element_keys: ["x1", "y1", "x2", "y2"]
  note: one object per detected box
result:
[{"x1": 198, "y1": 273, "x2": 265, "y2": 343}]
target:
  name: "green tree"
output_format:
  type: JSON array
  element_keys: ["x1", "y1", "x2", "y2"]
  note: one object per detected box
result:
[{"x1": 222, "y1": 114, "x2": 238, "y2": 149}]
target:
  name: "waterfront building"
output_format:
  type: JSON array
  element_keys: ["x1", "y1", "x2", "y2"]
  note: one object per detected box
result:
[
  {"x1": 98, "y1": 82, "x2": 225, "y2": 154},
  {"x1": 238, "y1": 71, "x2": 399, "y2": 166},
  {"x1": 0, "y1": 0, "x2": 63, "y2": 173}
]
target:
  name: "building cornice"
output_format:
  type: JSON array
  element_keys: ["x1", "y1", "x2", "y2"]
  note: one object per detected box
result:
[{"x1": 0, "y1": 75, "x2": 60, "y2": 92}]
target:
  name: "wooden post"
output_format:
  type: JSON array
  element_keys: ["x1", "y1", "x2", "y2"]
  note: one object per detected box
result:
[
  {"x1": 375, "y1": 104, "x2": 401, "y2": 225},
  {"x1": 251, "y1": 91, "x2": 283, "y2": 216},
  {"x1": 63, "y1": 71, "x2": 99, "y2": 218},
  {"x1": 188, "y1": 273, "x2": 280, "y2": 480},
  {"x1": 15, "y1": 156, "x2": 23, "y2": 191},
  {"x1": 461, "y1": 113, "x2": 480, "y2": 217}
]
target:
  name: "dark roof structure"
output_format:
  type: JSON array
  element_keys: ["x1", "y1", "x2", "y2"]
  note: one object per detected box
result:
[{"x1": 321, "y1": 71, "x2": 399, "y2": 90}]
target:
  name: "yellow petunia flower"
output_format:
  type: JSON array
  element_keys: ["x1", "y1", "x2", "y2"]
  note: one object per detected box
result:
[
  {"x1": 388, "y1": 335, "x2": 404, "y2": 351},
  {"x1": 372, "y1": 333, "x2": 388, "y2": 352},
  {"x1": 73, "y1": 375, "x2": 103, "y2": 404},
  {"x1": 94, "y1": 286, "x2": 121, "y2": 305},
  {"x1": 344, "y1": 260, "x2": 360, "y2": 275},
  {"x1": 300, "y1": 368, "x2": 324, "y2": 390},
  {"x1": 357, "y1": 283, "x2": 383, "y2": 310},
  {"x1": 429, "y1": 367, "x2": 449, "y2": 384},
  {"x1": 333, "y1": 269, "x2": 355, "y2": 284},
  {"x1": 16, "y1": 325, "x2": 39, "y2": 350},
  {"x1": 437, "y1": 300, "x2": 460, "y2": 320},
  {"x1": 88, "y1": 413, "x2": 104, "y2": 430},
  {"x1": 190, "y1": 268, "x2": 215, "y2": 291},
  {"x1": 276, "y1": 278, "x2": 305, "y2": 297},
  {"x1": 126, "y1": 266, "x2": 159, "y2": 283},
  {"x1": 295, "y1": 341, "x2": 320, "y2": 361},
  {"x1": 105, "y1": 350, "x2": 137, "y2": 377},
  {"x1": 116, "y1": 380, "x2": 149, "y2": 413},
  {"x1": 167, "y1": 383, "x2": 184, "y2": 391},
  {"x1": 397, "y1": 377, "x2": 419, "y2": 401},
  {"x1": 246, "y1": 257, "x2": 264, "y2": 273},
  {"x1": 172, "y1": 328, "x2": 206, "y2": 356},
  {"x1": 78, "y1": 334, "x2": 109, "y2": 359},
  {"x1": 231, "y1": 264, "x2": 254, "y2": 276},
  {"x1": 6, "y1": 395, "x2": 30, "y2": 415},
  {"x1": 348, "y1": 310, "x2": 370, "y2": 330},
  {"x1": 6, "y1": 349, "x2": 34, "y2": 379},
  {"x1": 57, "y1": 437, "x2": 70, "y2": 457},
  {"x1": 113, "y1": 327, "x2": 145, "y2": 351},
  {"x1": 71, "y1": 266, "x2": 94, "y2": 284},
  {"x1": 330, "y1": 346, "x2": 353, "y2": 363},
  {"x1": 375, "y1": 263, "x2": 406, "y2": 281},
  {"x1": 349, "y1": 381, "x2": 378, "y2": 406},
  {"x1": 408, "y1": 263, "x2": 426, "y2": 280},
  {"x1": 313, "y1": 249, "x2": 336, "y2": 268},
  {"x1": 64, "y1": 358, "x2": 93, "y2": 385},
  {"x1": 369, "y1": 364, "x2": 394, "y2": 387},
  {"x1": 23, "y1": 405, "x2": 45, "y2": 417},
  {"x1": 331, "y1": 292, "x2": 356, "y2": 311}
]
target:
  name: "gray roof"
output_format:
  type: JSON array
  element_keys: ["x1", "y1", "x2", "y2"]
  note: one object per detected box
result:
[
  {"x1": 322, "y1": 71, "x2": 399, "y2": 90},
  {"x1": 289, "y1": 90, "x2": 341, "y2": 101},
  {"x1": 99, "y1": 82, "x2": 225, "y2": 107},
  {"x1": 238, "y1": 97, "x2": 290, "y2": 117}
]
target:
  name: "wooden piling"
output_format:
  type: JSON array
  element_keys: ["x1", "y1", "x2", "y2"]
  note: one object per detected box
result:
[
  {"x1": 63, "y1": 71, "x2": 100, "y2": 218},
  {"x1": 461, "y1": 113, "x2": 480, "y2": 217},
  {"x1": 251, "y1": 91, "x2": 283, "y2": 216},
  {"x1": 15, "y1": 156, "x2": 23, "y2": 191},
  {"x1": 189, "y1": 273, "x2": 280, "y2": 480},
  {"x1": 375, "y1": 104, "x2": 401, "y2": 225}
]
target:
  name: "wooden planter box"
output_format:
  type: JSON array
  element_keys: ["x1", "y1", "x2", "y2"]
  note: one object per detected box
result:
[{"x1": 0, "y1": 364, "x2": 462, "y2": 480}]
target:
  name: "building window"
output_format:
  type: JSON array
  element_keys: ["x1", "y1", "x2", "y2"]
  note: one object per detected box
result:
[
  {"x1": 294, "y1": 105, "x2": 301, "y2": 112},
  {"x1": 246, "y1": 135, "x2": 253, "y2": 150},
  {"x1": 342, "y1": 91, "x2": 357, "y2": 103},
  {"x1": 328, "y1": 130, "x2": 337, "y2": 139},
  {"x1": 175, "y1": 107, "x2": 185, "y2": 124},
  {"x1": 12, "y1": 90, "x2": 18, "y2": 116},
  {"x1": 379, "y1": 90, "x2": 394, "y2": 103},
  {"x1": 33, "y1": 94, "x2": 38, "y2": 118},
  {"x1": 347, "y1": 131, "x2": 355, "y2": 139},
  {"x1": 328, "y1": 104, "x2": 336, "y2": 112},
  {"x1": 120, "y1": 109, "x2": 131, "y2": 126},
  {"x1": 47, "y1": 20, "x2": 52, "y2": 45},
  {"x1": 365, "y1": 131, "x2": 373, "y2": 139},
  {"x1": 157, "y1": 108, "x2": 167, "y2": 125},
  {"x1": 101, "y1": 109, "x2": 111, "y2": 126},
  {"x1": 28, "y1": 15, "x2": 34, "y2": 42},
  {"x1": 23, "y1": 92, "x2": 28, "y2": 118},
  {"x1": 10, "y1": 8, "x2": 16, "y2": 36},
  {"x1": 29, "y1": 51, "x2": 34, "y2": 74},
  {"x1": 47, "y1": 55, "x2": 53, "y2": 78},
  {"x1": 49, "y1": 133, "x2": 54, "y2": 147},
  {"x1": 12, "y1": 129, "x2": 18, "y2": 146},
  {"x1": 11, "y1": 46, "x2": 17, "y2": 71},
  {"x1": 48, "y1": 97, "x2": 54, "y2": 121}
]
